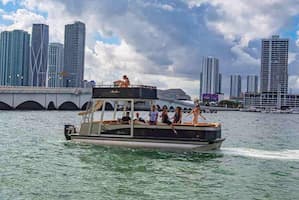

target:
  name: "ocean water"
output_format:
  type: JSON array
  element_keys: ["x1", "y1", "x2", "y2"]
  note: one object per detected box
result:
[{"x1": 0, "y1": 111, "x2": 299, "y2": 200}]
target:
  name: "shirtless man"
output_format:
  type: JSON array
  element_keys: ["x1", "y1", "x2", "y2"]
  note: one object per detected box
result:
[
  {"x1": 114, "y1": 75, "x2": 130, "y2": 88},
  {"x1": 119, "y1": 75, "x2": 130, "y2": 87}
]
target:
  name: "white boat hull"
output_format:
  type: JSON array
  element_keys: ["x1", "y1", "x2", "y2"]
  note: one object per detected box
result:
[{"x1": 71, "y1": 136, "x2": 225, "y2": 151}]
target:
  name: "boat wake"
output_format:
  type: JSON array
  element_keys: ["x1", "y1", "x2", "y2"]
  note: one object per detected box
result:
[{"x1": 222, "y1": 147, "x2": 299, "y2": 161}]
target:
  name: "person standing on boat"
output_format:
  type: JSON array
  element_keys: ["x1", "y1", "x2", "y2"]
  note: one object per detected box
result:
[
  {"x1": 172, "y1": 107, "x2": 182, "y2": 124},
  {"x1": 149, "y1": 105, "x2": 159, "y2": 125},
  {"x1": 189, "y1": 104, "x2": 206, "y2": 124},
  {"x1": 161, "y1": 106, "x2": 177, "y2": 134}
]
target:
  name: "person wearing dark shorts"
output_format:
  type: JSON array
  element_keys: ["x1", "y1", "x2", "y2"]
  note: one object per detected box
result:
[{"x1": 161, "y1": 106, "x2": 177, "y2": 134}]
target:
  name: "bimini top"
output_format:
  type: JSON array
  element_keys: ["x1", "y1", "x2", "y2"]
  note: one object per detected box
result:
[{"x1": 92, "y1": 85, "x2": 157, "y2": 99}]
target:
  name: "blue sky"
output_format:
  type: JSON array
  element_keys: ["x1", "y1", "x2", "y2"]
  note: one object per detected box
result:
[{"x1": 1, "y1": 0, "x2": 299, "y2": 97}]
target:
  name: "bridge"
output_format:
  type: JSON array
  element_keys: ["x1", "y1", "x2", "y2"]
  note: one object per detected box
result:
[{"x1": 0, "y1": 87, "x2": 195, "y2": 110}]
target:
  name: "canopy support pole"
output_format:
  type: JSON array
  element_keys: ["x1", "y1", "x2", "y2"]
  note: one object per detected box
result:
[
  {"x1": 98, "y1": 100, "x2": 106, "y2": 135},
  {"x1": 88, "y1": 100, "x2": 95, "y2": 135},
  {"x1": 113, "y1": 101, "x2": 117, "y2": 120},
  {"x1": 130, "y1": 100, "x2": 134, "y2": 137}
]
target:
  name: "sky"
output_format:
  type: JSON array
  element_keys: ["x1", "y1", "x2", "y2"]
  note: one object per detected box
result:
[{"x1": 1, "y1": 0, "x2": 299, "y2": 98}]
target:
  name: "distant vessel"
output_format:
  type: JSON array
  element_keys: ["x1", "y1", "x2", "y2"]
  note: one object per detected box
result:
[
  {"x1": 64, "y1": 85, "x2": 225, "y2": 151},
  {"x1": 240, "y1": 106, "x2": 261, "y2": 112}
]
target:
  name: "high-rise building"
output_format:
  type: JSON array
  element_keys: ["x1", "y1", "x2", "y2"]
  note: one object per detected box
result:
[
  {"x1": 47, "y1": 43, "x2": 64, "y2": 87},
  {"x1": 260, "y1": 35, "x2": 288, "y2": 94},
  {"x1": 63, "y1": 21, "x2": 86, "y2": 87},
  {"x1": 199, "y1": 57, "x2": 222, "y2": 99},
  {"x1": 30, "y1": 24, "x2": 49, "y2": 87},
  {"x1": 247, "y1": 75, "x2": 258, "y2": 93},
  {"x1": 0, "y1": 30, "x2": 30, "y2": 86},
  {"x1": 230, "y1": 75, "x2": 242, "y2": 99}
]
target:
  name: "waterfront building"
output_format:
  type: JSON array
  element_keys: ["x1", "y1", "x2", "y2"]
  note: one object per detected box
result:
[
  {"x1": 63, "y1": 21, "x2": 86, "y2": 87},
  {"x1": 158, "y1": 89, "x2": 191, "y2": 101},
  {"x1": 47, "y1": 43, "x2": 64, "y2": 87},
  {"x1": 247, "y1": 75, "x2": 258, "y2": 93},
  {"x1": 0, "y1": 30, "x2": 30, "y2": 86},
  {"x1": 244, "y1": 92, "x2": 299, "y2": 109},
  {"x1": 199, "y1": 57, "x2": 222, "y2": 100},
  {"x1": 30, "y1": 24, "x2": 49, "y2": 87},
  {"x1": 230, "y1": 75, "x2": 242, "y2": 99},
  {"x1": 260, "y1": 35, "x2": 288, "y2": 94}
]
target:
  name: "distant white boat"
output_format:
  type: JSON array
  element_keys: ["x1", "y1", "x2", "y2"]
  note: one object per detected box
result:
[{"x1": 240, "y1": 106, "x2": 261, "y2": 112}]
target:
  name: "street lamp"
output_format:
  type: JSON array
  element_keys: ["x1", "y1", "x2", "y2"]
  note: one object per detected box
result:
[
  {"x1": 8, "y1": 75, "x2": 11, "y2": 86},
  {"x1": 17, "y1": 74, "x2": 20, "y2": 86}
]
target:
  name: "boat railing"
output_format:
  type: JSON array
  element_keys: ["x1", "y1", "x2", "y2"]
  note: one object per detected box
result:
[{"x1": 94, "y1": 84, "x2": 157, "y2": 89}]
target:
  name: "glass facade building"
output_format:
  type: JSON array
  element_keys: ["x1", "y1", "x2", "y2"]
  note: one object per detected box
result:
[
  {"x1": 63, "y1": 21, "x2": 86, "y2": 87},
  {"x1": 0, "y1": 30, "x2": 30, "y2": 86},
  {"x1": 230, "y1": 75, "x2": 242, "y2": 99},
  {"x1": 260, "y1": 35, "x2": 288, "y2": 94},
  {"x1": 199, "y1": 57, "x2": 222, "y2": 100},
  {"x1": 47, "y1": 43, "x2": 64, "y2": 87},
  {"x1": 30, "y1": 24, "x2": 49, "y2": 87},
  {"x1": 247, "y1": 75, "x2": 258, "y2": 93}
]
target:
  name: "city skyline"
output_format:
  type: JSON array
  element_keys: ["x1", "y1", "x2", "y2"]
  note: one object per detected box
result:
[{"x1": 1, "y1": 1, "x2": 299, "y2": 98}]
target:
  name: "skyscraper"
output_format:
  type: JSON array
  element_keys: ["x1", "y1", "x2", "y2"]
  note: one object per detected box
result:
[
  {"x1": 260, "y1": 35, "x2": 288, "y2": 94},
  {"x1": 63, "y1": 21, "x2": 86, "y2": 87},
  {"x1": 247, "y1": 75, "x2": 258, "y2": 93},
  {"x1": 230, "y1": 75, "x2": 242, "y2": 99},
  {"x1": 199, "y1": 57, "x2": 222, "y2": 99},
  {"x1": 0, "y1": 30, "x2": 30, "y2": 86},
  {"x1": 47, "y1": 43, "x2": 64, "y2": 87},
  {"x1": 30, "y1": 24, "x2": 49, "y2": 87}
]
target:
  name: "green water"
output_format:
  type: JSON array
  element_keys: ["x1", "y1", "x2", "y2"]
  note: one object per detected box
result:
[{"x1": 0, "y1": 111, "x2": 299, "y2": 200}]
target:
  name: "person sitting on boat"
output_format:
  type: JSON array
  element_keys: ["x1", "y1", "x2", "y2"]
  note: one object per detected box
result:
[
  {"x1": 121, "y1": 111, "x2": 131, "y2": 124},
  {"x1": 134, "y1": 112, "x2": 146, "y2": 123},
  {"x1": 114, "y1": 75, "x2": 130, "y2": 88},
  {"x1": 172, "y1": 106, "x2": 182, "y2": 124},
  {"x1": 149, "y1": 105, "x2": 158, "y2": 125},
  {"x1": 161, "y1": 106, "x2": 177, "y2": 134},
  {"x1": 189, "y1": 104, "x2": 206, "y2": 124}
]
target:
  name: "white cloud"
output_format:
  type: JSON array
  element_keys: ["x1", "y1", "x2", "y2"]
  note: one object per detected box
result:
[
  {"x1": 1, "y1": 0, "x2": 15, "y2": 5},
  {"x1": 289, "y1": 75, "x2": 299, "y2": 91},
  {"x1": 187, "y1": 0, "x2": 299, "y2": 43},
  {"x1": 1, "y1": 9, "x2": 46, "y2": 32}
]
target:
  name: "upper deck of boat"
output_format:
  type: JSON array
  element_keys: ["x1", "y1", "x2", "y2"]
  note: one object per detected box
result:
[{"x1": 92, "y1": 85, "x2": 157, "y2": 100}]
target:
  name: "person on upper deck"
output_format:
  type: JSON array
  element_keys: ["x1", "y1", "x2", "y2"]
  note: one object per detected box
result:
[
  {"x1": 149, "y1": 105, "x2": 158, "y2": 125},
  {"x1": 172, "y1": 106, "x2": 182, "y2": 124},
  {"x1": 114, "y1": 75, "x2": 130, "y2": 88}
]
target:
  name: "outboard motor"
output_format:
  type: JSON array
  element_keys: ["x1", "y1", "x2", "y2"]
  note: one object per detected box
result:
[{"x1": 64, "y1": 124, "x2": 75, "y2": 140}]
